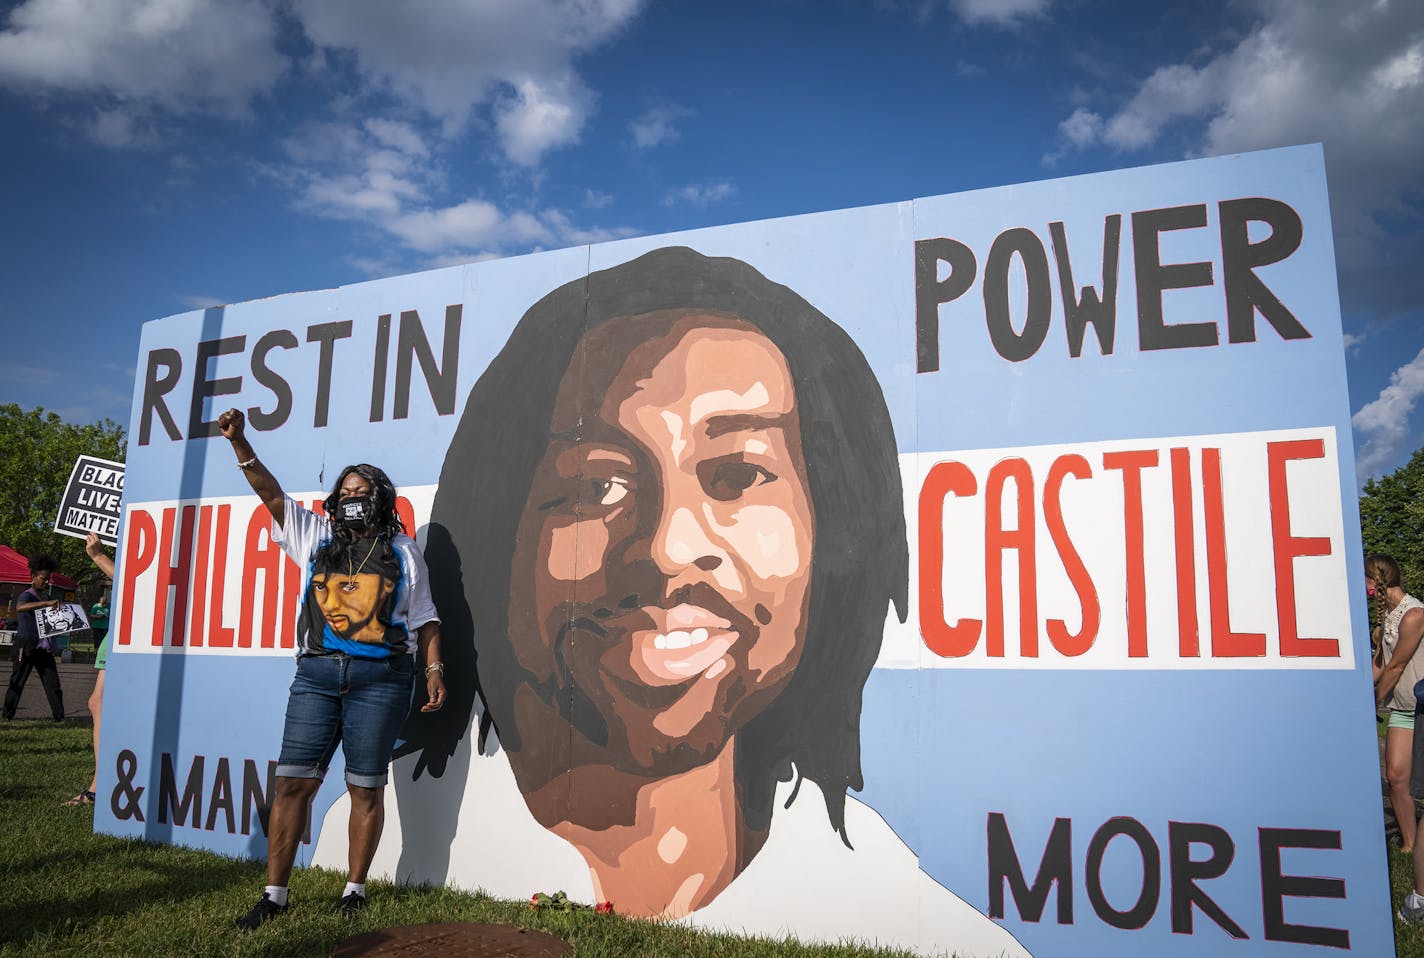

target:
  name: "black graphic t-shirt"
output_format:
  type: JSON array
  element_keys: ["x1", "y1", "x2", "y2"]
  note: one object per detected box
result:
[
  {"x1": 272, "y1": 494, "x2": 440, "y2": 658},
  {"x1": 299, "y1": 536, "x2": 405, "y2": 658}
]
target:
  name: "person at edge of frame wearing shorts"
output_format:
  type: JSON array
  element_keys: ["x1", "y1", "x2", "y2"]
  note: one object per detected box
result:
[
  {"x1": 1405, "y1": 674, "x2": 1424, "y2": 923},
  {"x1": 1371, "y1": 554, "x2": 1424, "y2": 856},
  {"x1": 1393, "y1": 572, "x2": 1424, "y2": 921},
  {"x1": 215, "y1": 407, "x2": 448, "y2": 930}
]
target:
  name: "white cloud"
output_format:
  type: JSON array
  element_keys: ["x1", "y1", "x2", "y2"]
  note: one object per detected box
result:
[
  {"x1": 0, "y1": 0, "x2": 650, "y2": 268},
  {"x1": 306, "y1": 171, "x2": 422, "y2": 217},
  {"x1": 268, "y1": 2, "x2": 645, "y2": 245},
  {"x1": 584, "y1": 189, "x2": 614, "y2": 209},
  {"x1": 949, "y1": 0, "x2": 1050, "y2": 27},
  {"x1": 663, "y1": 180, "x2": 737, "y2": 208},
  {"x1": 538, "y1": 208, "x2": 638, "y2": 246},
  {"x1": 1053, "y1": 0, "x2": 1424, "y2": 474},
  {"x1": 281, "y1": 120, "x2": 369, "y2": 165},
  {"x1": 364, "y1": 118, "x2": 428, "y2": 158},
  {"x1": 292, "y1": 0, "x2": 641, "y2": 164},
  {"x1": 1, "y1": 0, "x2": 643, "y2": 166},
  {"x1": 388, "y1": 199, "x2": 515, "y2": 253},
  {"x1": 1354, "y1": 345, "x2": 1424, "y2": 480},
  {"x1": 277, "y1": 117, "x2": 634, "y2": 259},
  {"x1": 381, "y1": 198, "x2": 636, "y2": 259},
  {"x1": 85, "y1": 107, "x2": 156, "y2": 148},
  {"x1": 492, "y1": 73, "x2": 589, "y2": 166},
  {"x1": 0, "y1": 0, "x2": 285, "y2": 111},
  {"x1": 629, "y1": 104, "x2": 691, "y2": 149},
  {"x1": 1097, "y1": 61, "x2": 1219, "y2": 150},
  {"x1": 284, "y1": 118, "x2": 437, "y2": 221},
  {"x1": 1056, "y1": 106, "x2": 1102, "y2": 149},
  {"x1": 1050, "y1": 0, "x2": 1424, "y2": 255}
]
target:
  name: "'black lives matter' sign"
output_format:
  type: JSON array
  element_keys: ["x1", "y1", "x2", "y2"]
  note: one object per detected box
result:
[{"x1": 55, "y1": 455, "x2": 125, "y2": 546}]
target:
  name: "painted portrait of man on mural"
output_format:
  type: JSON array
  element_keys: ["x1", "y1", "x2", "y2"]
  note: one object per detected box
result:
[{"x1": 312, "y1": 246, "x2": 1030, "y2": 956}]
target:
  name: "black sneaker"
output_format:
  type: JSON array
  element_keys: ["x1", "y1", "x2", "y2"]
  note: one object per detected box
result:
[
  {"x1": 339, "y1": 891, "x2": 367, "y2": 916},
  {"x1": 235, "y1": 892, "x2": 287, "y2": 931}
]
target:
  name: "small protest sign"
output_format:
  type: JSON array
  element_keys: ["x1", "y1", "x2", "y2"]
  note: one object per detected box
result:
[
  {"x1": 35, "y1": 601, "x2": 89, "y2": 641},
  {"x1": 54, "y1": 455, "x2": 125, "y2": 545}
]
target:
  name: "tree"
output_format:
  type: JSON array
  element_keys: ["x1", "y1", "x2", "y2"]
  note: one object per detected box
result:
[
  {"x1": 1359, "y1": 446, "x2": 1424, "y2": 607},
  {"x1": 0, "y1": 404, "x2": 126, "y2": 588}
]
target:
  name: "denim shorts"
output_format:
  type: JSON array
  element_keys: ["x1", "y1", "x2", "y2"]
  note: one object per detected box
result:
[{"x1": 276, "y1": 652, "x2": 415, "y2": 788}]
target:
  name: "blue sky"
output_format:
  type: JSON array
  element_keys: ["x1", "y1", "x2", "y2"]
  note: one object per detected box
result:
[{"x1": 1, "y1": 0, "x2": 1421, "y2": 482}]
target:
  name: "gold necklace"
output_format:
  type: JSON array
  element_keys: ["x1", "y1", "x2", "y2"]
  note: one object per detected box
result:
[{"x1": 348, "y1": 536, "x2": 381, "y2": 581}]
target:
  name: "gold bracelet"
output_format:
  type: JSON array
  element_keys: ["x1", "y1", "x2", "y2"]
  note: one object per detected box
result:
[{"x1": 424, "y1": 662, "x2": 444, "y2": 675}]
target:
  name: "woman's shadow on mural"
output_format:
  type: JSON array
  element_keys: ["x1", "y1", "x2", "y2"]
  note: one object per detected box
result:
[{"x1": 391, "y1": 520, "x2": 477, "y2": 883}]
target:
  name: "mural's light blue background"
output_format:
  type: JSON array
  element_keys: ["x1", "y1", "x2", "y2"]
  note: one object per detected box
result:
[{"x1": 98, "y1": 144, "x2": 1388, "y2": 956}]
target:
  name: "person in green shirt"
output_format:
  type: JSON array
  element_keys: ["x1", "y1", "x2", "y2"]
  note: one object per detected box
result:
[{"x1": 89, "y1": 598, "x2": 109, "y2": 644}]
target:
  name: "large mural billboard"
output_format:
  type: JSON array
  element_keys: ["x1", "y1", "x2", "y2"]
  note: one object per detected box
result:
[{"x1": 98, "y1": 144, "x2": 1390, "y2": 955}]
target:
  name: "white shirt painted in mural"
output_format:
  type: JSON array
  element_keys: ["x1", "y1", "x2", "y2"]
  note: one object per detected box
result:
[{"x1": 312, "y1": 724, "x2": 1033, "y2": 958}]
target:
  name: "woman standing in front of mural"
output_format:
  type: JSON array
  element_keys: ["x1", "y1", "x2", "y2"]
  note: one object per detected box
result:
[
  {"x1": 1369, "y1": 553, "x2": 1424, "y2": 852},
  {"x1": 314, "y1": 247, "x2": 1032, "y2": 958},
  {"x1": 216, "y1": 408, "x2": 448, "y2": 930}
]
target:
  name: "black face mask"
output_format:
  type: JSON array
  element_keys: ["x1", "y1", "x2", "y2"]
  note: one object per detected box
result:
[{"x1": 336, "y1": 495, "x2": 376, "y2": 528}]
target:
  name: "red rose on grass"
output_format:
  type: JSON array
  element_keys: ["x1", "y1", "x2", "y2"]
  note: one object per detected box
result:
[{"x1": 595, "y1": 901, "x2": 614, "y2": 914}]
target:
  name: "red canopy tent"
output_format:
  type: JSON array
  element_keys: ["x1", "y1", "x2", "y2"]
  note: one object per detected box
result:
[{"x1": 0, "y1": 544, "x2": 78, "y2": 589}]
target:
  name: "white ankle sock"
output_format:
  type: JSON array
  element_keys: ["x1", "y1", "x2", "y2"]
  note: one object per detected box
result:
[
  {"x1": 263, "y1": 885, "x2": 289, "y2": 907},
  {"x1": 343, "y1": 882, "x2": 366, "y2": 899},
  {"x1": 1409, "y1": 891, "x2": 1424, "y2": 908}
]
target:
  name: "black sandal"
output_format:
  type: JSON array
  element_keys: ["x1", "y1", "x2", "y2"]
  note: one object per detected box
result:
[{"x1": 62, "y1": 790, "x2": 95, "y2": 806}]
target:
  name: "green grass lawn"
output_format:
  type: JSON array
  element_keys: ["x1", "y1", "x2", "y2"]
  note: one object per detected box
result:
[
  {"x1": 1394, "y1": 848, "x2": 1424, "y2": 958},
  {"x1": 0, "y1": 722, "x2": 917, "y2": 958},
  {"x1": 4, "y1": 721, "x2": 1417, "y2": 957}
]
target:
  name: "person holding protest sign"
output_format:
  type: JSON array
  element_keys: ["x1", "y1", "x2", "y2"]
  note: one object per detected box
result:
[
  {"x1": 216, "y1": 407, "x2": 447, "y2": 930},
  {"x1": 2, "y1": 553, "x2": 65, "y2": 721},
  {"x1": 64, "y1": 533, "x2": 114, "y2": 806}
]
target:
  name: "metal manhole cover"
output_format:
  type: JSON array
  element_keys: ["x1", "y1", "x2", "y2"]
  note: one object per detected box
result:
[{"x1": 332, "y1": 922, "x2": 572, "y2": 958}]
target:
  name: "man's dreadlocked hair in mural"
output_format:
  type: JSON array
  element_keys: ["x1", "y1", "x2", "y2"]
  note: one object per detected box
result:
[
  {"x1": 403, "y1": 246, "x2": 908, "y2": 848},
  {"x1": 320, "y1": 464, "x2": 407, "y2": 564}
]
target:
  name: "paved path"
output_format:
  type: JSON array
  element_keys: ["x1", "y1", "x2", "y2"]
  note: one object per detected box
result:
[{"x1": 2, "y1": 659, "x2": 99, "y2": 722}]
